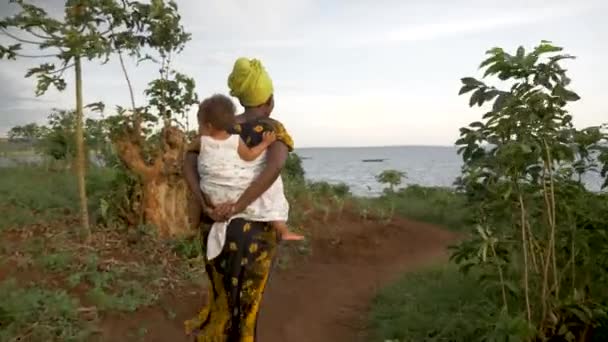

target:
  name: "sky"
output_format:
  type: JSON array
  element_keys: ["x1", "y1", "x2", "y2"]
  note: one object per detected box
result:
[{"x1": 1, "y1": 0, "x2": 607, "y2": 147}]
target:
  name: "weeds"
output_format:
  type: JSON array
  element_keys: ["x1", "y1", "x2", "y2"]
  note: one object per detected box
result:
[
  {"x1": 64, "y1": 253, "x2": 160, "y2": 313},
  {"x1": 37, "y1": 251, "x2": 74, "y2": 272},
  {"x1": 87, "y1": 281, "x2": 157, "y2": 312},
  {"x1": 0, "y1": 279, "x2": 92, "y2": 341},
  {"x1": 169, "y1": 235, "x2": 203, "y2": 260}
]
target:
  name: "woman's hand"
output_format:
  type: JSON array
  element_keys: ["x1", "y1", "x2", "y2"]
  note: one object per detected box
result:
[
  {"x1": 213, "y1": 202, "x2": 236, "y2": 221},
  {"x1": 201, "y1": 203, "x2": 222, "y2": 222}
]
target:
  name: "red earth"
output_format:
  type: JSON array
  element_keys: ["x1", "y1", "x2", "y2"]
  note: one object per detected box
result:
[{"x1": 100, "y1": 214, "x2": 460, "y2": 342}]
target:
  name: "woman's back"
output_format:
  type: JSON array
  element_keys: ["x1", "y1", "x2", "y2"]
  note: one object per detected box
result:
[{"x1": 197, "y1": 134, "x2": 266, "y2": 206}]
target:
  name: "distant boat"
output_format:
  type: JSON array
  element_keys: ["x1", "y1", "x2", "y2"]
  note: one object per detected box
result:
[{"x1": 362, "y1": 159, "x2": 387, "y2": 163}]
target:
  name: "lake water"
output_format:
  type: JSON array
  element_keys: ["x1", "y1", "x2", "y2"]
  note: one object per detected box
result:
[
  {"x1": 1, "y1": 146, "x2": 604, "y2": 196},
  {"x1": 297, "y1": 146, "x2": 461, "y2": 196},
  {"x1": 296, "y1": 146, "x2": 605, "y2": 196}
]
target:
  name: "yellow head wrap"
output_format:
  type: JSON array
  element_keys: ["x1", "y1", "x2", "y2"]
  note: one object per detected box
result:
[{"x1": 228, "y1": 58, "x2": 274, "y2": 107}]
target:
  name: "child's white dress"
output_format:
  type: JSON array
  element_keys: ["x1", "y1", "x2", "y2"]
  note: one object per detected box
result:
[{"x1": 197, "y1": 134, "x2": 289, "y2": 260}]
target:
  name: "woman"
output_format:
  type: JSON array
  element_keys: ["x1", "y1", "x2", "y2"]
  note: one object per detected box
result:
[{"x1": 182, "y1": 57, "x2": 293, "y2": 341}]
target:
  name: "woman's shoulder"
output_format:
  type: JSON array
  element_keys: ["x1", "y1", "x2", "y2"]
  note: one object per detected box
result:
[
  {"x1": 233, "y1": 118, "x2": 283, "y2": 133},
  {"x1": 234, "y1": 118, "x2": 294, "y2": 151}
]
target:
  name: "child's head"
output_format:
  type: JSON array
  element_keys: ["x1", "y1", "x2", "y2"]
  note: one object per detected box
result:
[{"x1": 197, "y1": 94, "x2": 236, "y2": 133}]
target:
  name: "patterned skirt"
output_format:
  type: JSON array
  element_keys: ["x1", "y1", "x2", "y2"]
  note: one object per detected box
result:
[{"x1": 185, "y1": 218, "x2": 278, "y2": 342}]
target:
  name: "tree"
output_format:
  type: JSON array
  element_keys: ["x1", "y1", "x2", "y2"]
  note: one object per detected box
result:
[
  {"x1": 376, "y1": 169, "x2": 407, "y2": 193},
  {"x1": 103, "y1": 0, "x2": 199, "y2": 236},
  {"x1": 0, "y1": 0, "x2": 145, "y2": 238},
  {"x1": 25, "y1": 108, "x2": 109, "y2": 164},
  {"x1": 7, "y1": 123, "x2": 44, "y2": 142},
  {"x1": 451, "y1": 41, "x2": 608, "y2": 340},
  {"x1": 40, "y1": 110, "x2": 76, "y2": 161}
]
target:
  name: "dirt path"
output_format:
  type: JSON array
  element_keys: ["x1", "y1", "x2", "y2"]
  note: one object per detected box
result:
[{"x1": 104, "y1": 216, "x2": 459, "y2": 341}]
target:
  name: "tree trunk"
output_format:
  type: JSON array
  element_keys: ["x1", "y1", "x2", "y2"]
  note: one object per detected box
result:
[
  {"x1": 115, "y1": 126, "x2": 198, "y2": 237},
  {"x1": 74, "y1": 57, "x2": 91, "y2": 238},
  {"x1": 141, "y1": 175, "x2": 194, "y2": 236}
]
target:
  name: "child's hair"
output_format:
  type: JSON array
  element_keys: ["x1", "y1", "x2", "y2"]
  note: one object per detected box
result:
[{"x1": 197, "y1": 94, "x2": 236, "y2": 131}]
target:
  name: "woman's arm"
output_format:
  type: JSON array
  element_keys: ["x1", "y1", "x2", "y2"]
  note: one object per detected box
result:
[
  {"x1": 183, "y1": 150, "x2": 218, "y2": 220},
  {"x1": 237, "y1": 132, "x2": 276, "y2": 161},
  {"x1": 214, "y1": 140, "x2": 288, "y2": 219},
  {"x1": 183, "y1": 152, "x2": 206, "y2": 208}
]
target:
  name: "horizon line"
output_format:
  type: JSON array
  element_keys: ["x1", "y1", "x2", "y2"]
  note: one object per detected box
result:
[{"x1": 295, "y1": 144, "x2": 457, "y2": 149}]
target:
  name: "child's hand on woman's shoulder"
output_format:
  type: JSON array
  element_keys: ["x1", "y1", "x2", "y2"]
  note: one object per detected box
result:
[{"x1": 262, "y1": 131, "x2": 277, "y2": 145}]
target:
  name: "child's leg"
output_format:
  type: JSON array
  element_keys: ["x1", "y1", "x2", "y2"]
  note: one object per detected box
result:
[{"x1": 271, "y1": 221, "x2": 304, "y2": 241}]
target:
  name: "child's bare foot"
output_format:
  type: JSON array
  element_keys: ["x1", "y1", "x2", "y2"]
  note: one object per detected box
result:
[{"x1": 281, "y1": 231, "x2": 305, "y2": 241}]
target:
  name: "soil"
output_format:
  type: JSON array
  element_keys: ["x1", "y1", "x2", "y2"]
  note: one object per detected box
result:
[{"x1": 100, "y1": 214, "x2": 460, "y2": 342}]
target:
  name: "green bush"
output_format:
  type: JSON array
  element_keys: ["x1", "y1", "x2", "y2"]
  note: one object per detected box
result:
[
  {"x1": 283, "y1": 153, "x2": 305, "y2": 181},
  {"x1": 308, "y1": 181, "x2": 351, "y2": 198}
]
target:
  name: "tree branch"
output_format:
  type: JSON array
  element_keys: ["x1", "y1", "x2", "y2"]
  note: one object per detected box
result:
[
  {"x1": 49, "y1": 63, "x2": 74, "y2": 75},
  {"x1": 14, "y1": 52, "x2": 57, "y2": 58},
  {"x1": 1, "y1": 28, "x2": 43, "y2": 45},
  {"x1": 115, "y1": 137, "x2": 154, "y2": 180},
  {"x1": 111, "y1": 27, "x2": 142, "y2": 143},
  {"x1": 24, "y1": 28, "x2": 55, "y2": 40}
]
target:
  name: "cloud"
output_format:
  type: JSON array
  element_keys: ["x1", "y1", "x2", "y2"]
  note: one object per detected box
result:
[
  {"x1": 2, "y1": 0, "x2": 607, "y2": 146},
  {"x1": 219, "y1": 0, "x2": 605, "y2": 49},
  {"x1": 181, "y1": 0, "x2": 316, "y2": 38}
]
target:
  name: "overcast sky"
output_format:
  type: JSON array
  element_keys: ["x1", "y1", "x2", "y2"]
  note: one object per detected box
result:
[{"x1": 1, "y1": 0, "x2": 607, "y2": 147}]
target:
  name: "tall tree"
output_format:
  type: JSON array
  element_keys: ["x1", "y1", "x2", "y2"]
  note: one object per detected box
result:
[
  {"x1": 452, "y1": 41, "x2": 608, "y2": 340},
  {"x1": 1, "y1": 0, "x2": 147, "y2": 238}
]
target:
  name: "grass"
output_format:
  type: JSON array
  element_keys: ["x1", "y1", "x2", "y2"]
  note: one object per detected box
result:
[
  {"x1": 357, "y1": 185, "x2": 471, "y2": 231},
  {"x1": 0, "y1": 279, "x2": 93, "y2": 341},
  {"x1": 0, "y1": 166, "x2": 116, "y2": 230},
  {"x1": 369, "y1": 265, "x2": 502, "y2": 342},
  {"x1": 0, "y1": 163, "x2": 472, "y2": 341},
  {"x1": 0, "y1": 166, "x2": 207, "y2": 340},
  {"x1": 0, "y1": 140, "x2": 36, "y2": 155}
]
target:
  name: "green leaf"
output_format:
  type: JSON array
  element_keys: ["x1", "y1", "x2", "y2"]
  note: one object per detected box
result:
[
  {"x1": 523, "y1": 54, "x2": 538, "y2": 67},
  {"x1": 520, "y1": 144, "x2": 532, "y2": 153},
  {"x1": 568, "y1": 307, "x2": 591, "y2": 324},
  {"x1": 461, "y1": 77, "x2": 484, "y2": 87},
  {"x1": 469, "y1": 89, "x2": 483, "y2": 107},
  {"x1": 0, "y1": 43, "x2": 22, "y2": 60},
  {"x1": 492, "y1": 93, "x2": 511, "y2": 112},
  {"x1": 553, "y1": 85, "x2": 581, "y2": 102},
  {"x1": 535, "y1": 42, "x2": 563, "y2": 55},
  {"x1": 503, "y1": 280, "x2": 520, "y2": 295},
  {"x1": 459, "y1": 84, "x2": 477, "y2": 95},
  {"x1": 479, "y1": 56, "x2": 498, "y2": 69},
  {"x1": 484, "y1": 90, "x2": 500, "y2": 102},
  {"x1": 483, "y1": 63, "x2": 502, "y2": 78},
  {"x1": 85, "y1": 102, "x2": 106, "y2": 113},
  {"x1": 516, "y1": 46, "x2": 525, "y2": 60}
]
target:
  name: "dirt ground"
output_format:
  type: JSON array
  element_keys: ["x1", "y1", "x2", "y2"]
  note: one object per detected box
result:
[{"x1": 100, "y1": 214, "x2": 459, "y2": 342}]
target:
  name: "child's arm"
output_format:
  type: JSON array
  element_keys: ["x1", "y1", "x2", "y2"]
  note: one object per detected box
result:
[{"x1": 237, "y1": 132, "x2": 276, "y2": 161}]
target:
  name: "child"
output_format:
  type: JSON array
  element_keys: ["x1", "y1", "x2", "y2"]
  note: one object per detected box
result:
[{"x1": 196, "y1": 94, "x2": 304, "y2": 252}]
